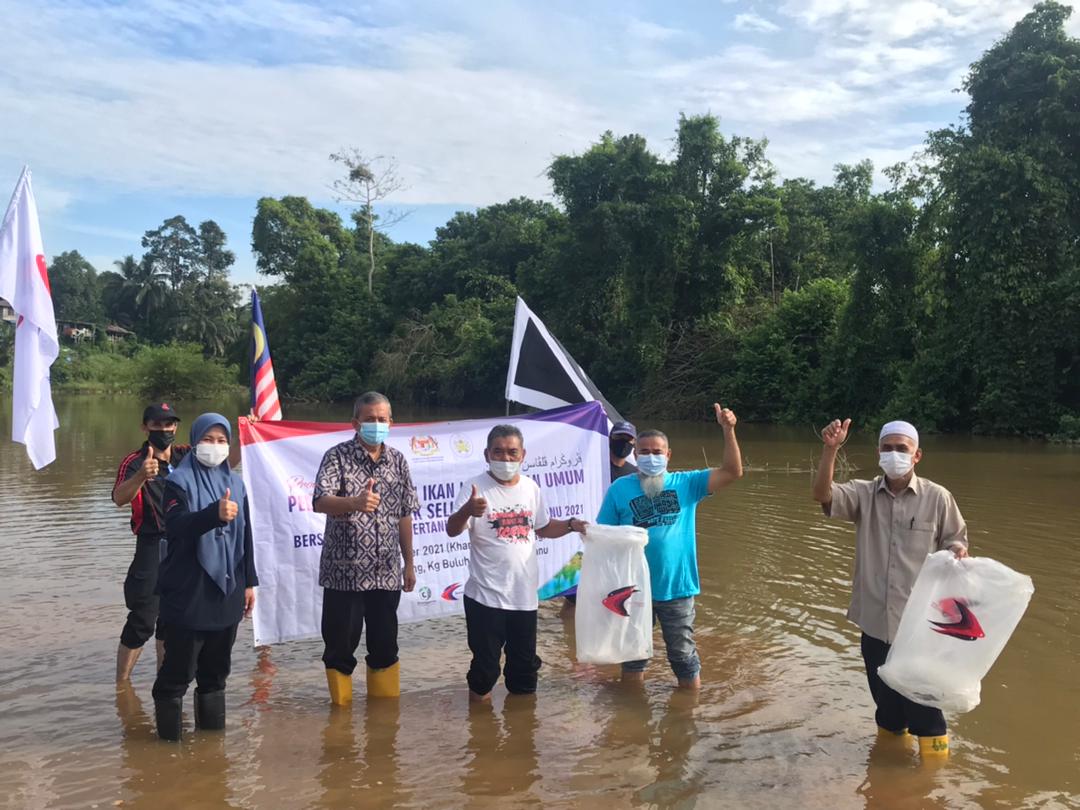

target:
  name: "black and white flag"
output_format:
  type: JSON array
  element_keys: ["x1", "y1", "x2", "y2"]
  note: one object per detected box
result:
[{"x1": 505, "y1": 297, "x2": 624, "y2": 422}]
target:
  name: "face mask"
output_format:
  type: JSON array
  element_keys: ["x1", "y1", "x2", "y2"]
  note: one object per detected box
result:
[
  {"x1": 637, "y1": 453, "x2": 668, "y2": 476},
  {"x1": 147, "y1": 430, "x2": 176, "y2": 451},
  {"x1": 359, "y1": 422, "x2": 390, "y2": 445},
  {"x1": 195, "y1": 443, "x2": 230, "y2": 467},
  {"x1": 489, "y1": 461, "x2": 521, "y2": 482},
  {"x1": 879, "y1": 451, "x2": 914, "y2": 479},
  {"x1": 610, "y1": 438, "x2": 634, "y2": 459}
]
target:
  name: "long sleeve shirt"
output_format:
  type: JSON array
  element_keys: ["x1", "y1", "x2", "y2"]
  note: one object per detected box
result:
[{"x1": 157, "y1": 481, "x2": 259, "y2": 631}]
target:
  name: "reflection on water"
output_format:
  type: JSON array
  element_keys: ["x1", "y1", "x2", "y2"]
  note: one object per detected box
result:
[{"x1": 0, "y1": 395, "x2": 1078, "y2": 808}]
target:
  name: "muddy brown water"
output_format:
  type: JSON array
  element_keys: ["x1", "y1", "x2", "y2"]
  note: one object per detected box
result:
[{"x1": 0, "y1": 396, "x2": 1076, "y2": 809}]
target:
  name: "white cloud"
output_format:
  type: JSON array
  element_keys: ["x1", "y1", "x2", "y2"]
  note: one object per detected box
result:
[
  {"x1": 1, "y1": 0, "x2": 1075, "y2": 218},
  {"x1": 734, "y1": 12, "x2": 781, "y2": 33}
]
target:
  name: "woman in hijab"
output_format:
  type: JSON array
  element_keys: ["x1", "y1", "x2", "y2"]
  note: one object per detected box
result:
[{"x1": 151, "y1": 413, "x2": 258, "y2": 742}]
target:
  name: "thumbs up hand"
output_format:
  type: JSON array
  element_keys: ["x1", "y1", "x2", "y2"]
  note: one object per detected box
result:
[
  {"x1": 354, "y1": 478, "x2": 381, "y2": 513},
  {"x1": 466, "y1": 484, "x2": 488, "y2": 517},
  {"x1": 714, "y1": 402, "x2": 737, "y2": 430},
  {"x1": 219, "y1": 487, "x2": 239, "y2": 523},
  {"x1": 141, "y1": 445, "x2": 160, "y2": 480}
]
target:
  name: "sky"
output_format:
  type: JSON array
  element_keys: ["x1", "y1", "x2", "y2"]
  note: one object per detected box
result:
[{"x1": 2, "y1": 0, "x2": 1076, "y2": 284}]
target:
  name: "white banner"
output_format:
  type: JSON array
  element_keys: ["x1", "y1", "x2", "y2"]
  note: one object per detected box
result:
[{"x1": 240, "y1": 402, "x2": 608, "y2": 645}]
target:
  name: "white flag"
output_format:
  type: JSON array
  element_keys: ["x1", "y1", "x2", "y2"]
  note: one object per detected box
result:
[
  {"x1": 0, "y1": 167, "x2": 59, "y2": 469},
  {"x1": 505, "y1": 296, "x2": 624, "y2": 421}
]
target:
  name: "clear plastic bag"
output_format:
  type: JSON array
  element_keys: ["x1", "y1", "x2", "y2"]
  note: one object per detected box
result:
[
  {"x1": 878, "y1": 550, "x2": 1034, "y2": 713},
  {"x1": 574, "y1": 524, "x2": 653, "y2": 664}
]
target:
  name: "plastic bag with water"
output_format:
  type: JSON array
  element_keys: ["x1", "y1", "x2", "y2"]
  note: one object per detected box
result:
[
  {"x1": 574, "y1": 524, "x2": 653, "y2": 664},
  {"x1": 878, "y1": 549, "x2": 1034, "y2": 713}
]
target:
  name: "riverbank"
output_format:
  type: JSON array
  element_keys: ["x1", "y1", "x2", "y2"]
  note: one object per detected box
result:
[
  {"x1": 2, "y1": 342, "x2": 1079, "y2": 442},
  {"x1": 0, "y1": 342, "x2": 244, "y2": 400}
]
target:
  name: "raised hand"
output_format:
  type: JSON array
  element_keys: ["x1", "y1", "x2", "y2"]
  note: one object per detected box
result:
[
  {"x1": 714, "y1": 402, "x2": 737, "y2": 430},
  {"x1": 465, "y1": 484, "x2": 487, "y2": 517},
  {"x1": 219, "y1": 487, "x2": 239, "y2": 522},
  {"x1": 821, "y1": 418, "x2": 852, "y2": 448},
  {"x1": 141, "y1": 445, "x2": 159, "y2": 480},
  {"x1": 355, "y1": 478, "x2": 381, "y2": 513}
]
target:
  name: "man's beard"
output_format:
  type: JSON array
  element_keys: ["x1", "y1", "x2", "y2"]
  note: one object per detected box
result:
[{"x1": 640, "y1": 472, "x2": 665, "y2": 499}]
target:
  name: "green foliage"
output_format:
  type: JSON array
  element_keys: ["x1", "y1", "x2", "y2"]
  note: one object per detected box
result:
[
  {"x1": 128, "y1": 343, "x2": 240, "y2": 400},
  {"x1": 42, "y1": 341, "x2": 238, "y2": 399},
  {"x1": 49, "y1": 251, "x2": 104, "y2": 324},
  {"x1": 912, "y1": 0, "x2": 1080, "y2": 434}
]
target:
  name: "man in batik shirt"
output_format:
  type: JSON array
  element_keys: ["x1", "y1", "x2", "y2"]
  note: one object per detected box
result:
[{"x1": 313, "y1": 391, "x2": 419, "y2": 703}]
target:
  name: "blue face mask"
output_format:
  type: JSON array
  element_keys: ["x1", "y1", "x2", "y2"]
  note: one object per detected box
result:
[
  {"x1": 637, "y1": 453, "x2": 668, "y2": 476},
  {"x1": 359, "y1": 422, "x2": 390, "y2": 446}
]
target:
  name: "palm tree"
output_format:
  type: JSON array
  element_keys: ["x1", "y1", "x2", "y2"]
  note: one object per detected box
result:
[
  {"x1": 127, "y1": 256, "x2": 169, "y2": 321},
  {"x1": 174, "y1": 276, "x2": 240, "y2": 356}
]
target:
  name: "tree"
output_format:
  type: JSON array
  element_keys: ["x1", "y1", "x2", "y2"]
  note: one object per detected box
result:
[
  {"x1": 141, "y1": 215, "x2": 202, "y2": 290},
  {"x1": 49, "y1": 251, "x2": 104, "y2": 324},
  {"x1": 198, "y1": 220, "x2": 235, "y2": 278},
  {"x1": 173, "y1": 274, "x2": 240, "y2": 356},
  {"x1": 914, "y1": 0, "x2": 1080, "y2": 433},
  {"x1": 252, "y1": 195, "x2": 376, "y2": 399},
  {"x1": 329, "y1": 149, "x2": 408, "y2": 293}
]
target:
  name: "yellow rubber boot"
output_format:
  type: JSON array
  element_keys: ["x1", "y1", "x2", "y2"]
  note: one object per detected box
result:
[
  {"x1": 366, "y1": 661, "x2": 400, "y2": 698},
  {"x1": 326, "y1": 668, "x2": 353, "y2": 705},
  {"x1": 875, "y1": 726, "x2": 914, "y2": 751},
  {"x1": 918, "y1": 734, "x2": 949, "y2": 758}
]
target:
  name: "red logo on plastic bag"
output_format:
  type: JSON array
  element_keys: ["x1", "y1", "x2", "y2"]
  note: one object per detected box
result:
[
  {"x1": 929, "y1": 598, "x2": 985, "y2": 641},
  {"x1": 602, "y1": 586, "x2": 637, "y2": 617}
]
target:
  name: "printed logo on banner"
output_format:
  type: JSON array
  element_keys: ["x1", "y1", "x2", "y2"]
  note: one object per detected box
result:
[
  {"x1": 418, "y1": 585, "x2": 433, "y2": 602},
  {"x1": 442, "y1": 582, "x2": 464, "y2": 601},
  {"x1": 450, "y1": 434, "x2": 473, "y2": 459},
  {"x1": 409, "y1": 435, "x2": 443, "y2": 462}
]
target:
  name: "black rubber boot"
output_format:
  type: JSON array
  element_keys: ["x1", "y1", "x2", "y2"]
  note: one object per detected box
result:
[
  {"x1": 194, "y1": 689, "x2": 226, "y2": 731},
  {"x1": 154, "y1": 697, "x2": 183, "y2": 742}
]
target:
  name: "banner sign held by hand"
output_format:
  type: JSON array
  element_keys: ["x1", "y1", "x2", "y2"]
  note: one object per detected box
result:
[{"x1": 240, "y1": 402, "x2": 607, "y2": 645}]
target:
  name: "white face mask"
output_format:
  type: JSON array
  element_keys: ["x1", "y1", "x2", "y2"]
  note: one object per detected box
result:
[
  {"x1": 195, "y1": 442, "x2": 230, "y2": 468},
  {"x1": 489, "y1": 460, "x2": 521, "y2": 482},
  {"x1": 879, "y1": 450, "x2": 914, "y2": 479}
]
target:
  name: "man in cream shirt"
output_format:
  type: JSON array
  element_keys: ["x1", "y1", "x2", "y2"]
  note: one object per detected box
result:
[{"x1": 813, "y1": 419, "x2": 968, "y2": 760}]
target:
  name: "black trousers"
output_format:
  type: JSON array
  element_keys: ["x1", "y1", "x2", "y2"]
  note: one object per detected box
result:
[
  {"x1": 464, "y1": 595, "x2": 541, "y2": 696},
  {"x1": 120, "y1": 539, "x2": 165, "y2": 649},
  {"x1": 861, "y1": 633, "x2": 947, "y2": 737},
  {"x1": 321, "y1": 588, "x2": 401, "y2": 675},
  {"x1": 152, "y1": 623, "x2": 239, "y2": 700}
]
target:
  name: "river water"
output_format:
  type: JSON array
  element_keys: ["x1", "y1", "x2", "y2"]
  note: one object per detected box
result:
[{"x1": 0, "y1": 395, "x2": 1076, "y2": 809}]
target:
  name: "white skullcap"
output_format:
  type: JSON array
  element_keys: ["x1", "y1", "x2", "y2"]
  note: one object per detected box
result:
[{"x1": 879, "y1": 420, "x2": 919, "y2": 446}]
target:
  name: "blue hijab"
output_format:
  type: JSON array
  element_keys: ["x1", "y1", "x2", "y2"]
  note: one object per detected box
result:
[{"x1": 167, "y1": 413, "x2": 246, "y2": 595}]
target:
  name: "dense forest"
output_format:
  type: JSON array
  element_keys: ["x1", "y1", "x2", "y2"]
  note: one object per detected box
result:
[{"x1": 9, "y1": 2, "x2": 1079, "y2": 436}]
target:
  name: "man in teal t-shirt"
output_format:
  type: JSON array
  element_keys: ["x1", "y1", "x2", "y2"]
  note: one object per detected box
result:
[{"x1": 595, "y1": 403, "x2": 743, "y2": 689}]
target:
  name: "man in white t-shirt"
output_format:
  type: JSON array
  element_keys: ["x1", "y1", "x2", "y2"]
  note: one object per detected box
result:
[{"x1": 447, "y1": 424, "x2": 588, "y2": 702}]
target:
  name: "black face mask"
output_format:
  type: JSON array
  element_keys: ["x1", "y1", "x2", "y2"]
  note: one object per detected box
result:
[
  {"x1": 610, "y1": 438, "x2": 634, "y2": 459},
  {"x1": 148, "y1": 430, "x2": 176, "y2": 451}
]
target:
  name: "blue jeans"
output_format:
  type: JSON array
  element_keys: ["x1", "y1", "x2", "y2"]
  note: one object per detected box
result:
[{"x1": 622, "y1": 596, "x2": 700, "y2": 679}]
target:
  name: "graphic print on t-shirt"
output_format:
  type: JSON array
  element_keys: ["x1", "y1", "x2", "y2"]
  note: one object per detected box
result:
[
  {"x1": 488, "y1": 505, "x2": 534, "y2": 543},
  {"x1": 628, "y1": 490, "x2": 681, "y2": 528}
]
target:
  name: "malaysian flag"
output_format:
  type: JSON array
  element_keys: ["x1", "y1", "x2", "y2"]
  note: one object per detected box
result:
[{"x1": 250, "y1": 289, "x2": 282, "y2": 421}]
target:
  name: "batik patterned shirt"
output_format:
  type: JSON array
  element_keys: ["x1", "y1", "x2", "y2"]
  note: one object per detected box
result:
[{"x1": 314, "y1": 438, "x2": 419, "y2": 592}]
